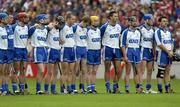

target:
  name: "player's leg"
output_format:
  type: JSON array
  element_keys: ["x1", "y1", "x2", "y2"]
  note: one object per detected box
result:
[
  {"x1": 112, "y1": 48, "x2": 122, "y2": 93},
  {"x1": 34, "y1": 47, "x2": 47, "y2": 94},
  {"x1": 87, "y1": 64, "x2": 93, "y2": 93},
  {"x1": 11, "y1": 63, "x2": 19, "y2": 94},
  {"x1": 19, "y1": 61, "x2": 27, "y2": 94},
  {"x1": 104, "y1": 60, "x2": 111, "y2": 92},
  {"x1": 157, "y1": 65, "x2": 165, "y2": 93},
  {"x1": 0, "y1": 64, "x2": 2, "y2": 95},
  {"x1": 58, "y1": 62, "x2": 64, "y2": 93},
  {"x1": 60, "y1": 62, "x2": 68, "y2": 94},
  {"x1": 20, "y1": 48, "x2": 29, "y2": 94},
  {"x1": 14, "y1": 61, "x2": 21, "y2": 91},
  {"x1": 50, "y1": 63, "x2": 58, "y2": 94},
  {"x1": 124, "y1": 62, "x2": 132, "y2": 93},
  {"x1": 112, "y1": 60, "x2": 121, "y2": 93},
  {"x1": 71, "y1": 60, "x2": 79, "y2": 93},
  {"x1": 164, "y1": 64, "x2": 171, "y2": 93},
  {"x1": 36, "y1": 63, "x2": 45, "y2": 94},
  {"x1": 69, "y1": 62, "x2": 75, "y2": 93},
  {"x1": 146, "y1": 61, "x2": 156, "y2": 93},
  {"x1": 133, "y1": 63, "x2": 142, "y2": 93},
  {"x1": 91, "y1": 65, "x2": 99, "y2": 93},
  {"x1": 3, "y1": 63, "x2": 10, "y2": 95},
  {"x1": 1, "y1": 64, "x2": 6, "y2": 95},
  {"x1": 103, "y1": 46, "x2": 112, "y2": 93},
  {"x1": 79, "y1": 59, "x2": 87, "y2": 93},
  {"x1": 156, "y1": 51, "x2": 166, "y2": 93},
  {"x1": 44, "y1": 63, "x2": 53, "y2": 94},
  {"x1": 140, "y1": 60, "x2": 146, "y2": 90}
]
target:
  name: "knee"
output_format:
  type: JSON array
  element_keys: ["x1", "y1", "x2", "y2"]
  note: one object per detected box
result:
[{"x1": 156, "y1": 66, "x2": 165, "y2": 79}]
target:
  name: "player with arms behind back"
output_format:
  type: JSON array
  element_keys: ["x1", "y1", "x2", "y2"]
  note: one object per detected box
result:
[
  {"x1": 86, "y1": 16, "x2": 101, "y2": 93},
  {"x1": 101, "y1": 10, "x2": 122, "y2": 93},
  {"x1": 73, "y1": 15, "x2": 90, "y2": 93},
  {"x1": 139, "y1": 14, "x2": 157, "y2": 93}
]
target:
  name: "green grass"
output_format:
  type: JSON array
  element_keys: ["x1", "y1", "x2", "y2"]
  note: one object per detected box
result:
[{"x1": 0, "y1": 79, "x2": 180, "y2": 107}]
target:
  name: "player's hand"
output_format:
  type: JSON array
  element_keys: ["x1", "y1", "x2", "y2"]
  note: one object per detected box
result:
[
  {"x1": 34, "y1": 23, "x2": 39, "y2": 27},
  {"x1": 123, "y1": 56, "x2": 128, "y2": 63},
  {"x1": 153, "y1": 56, "x2": 157, "y2": 61},
  {"x1": 28, "y1": 51, "x2": 33, "y2": 59},
  {"x1": 59, "y1": 39, "x2": 65, "y2": 45},
  {"x1": 48, "y1": 22, "x2": 55, "y2": 29},
  {"x1": 168, "y1": 51, "x2": 173, "y2": 58}
]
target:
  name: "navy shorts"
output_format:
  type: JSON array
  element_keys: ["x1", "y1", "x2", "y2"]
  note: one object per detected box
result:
[
  {"x1": 76, "y1": 46, "x2": 87, "y2": 61},
  {"x1": 33, "y1": 47, "x2": 47, "y2": 63},
  {"x1": 87, "y1": 50, "x2": 101, "y2": 65},
  {"x1": 141, "y1": 47, "x2": 154, "y2": 61},
  {"x1": 61, "y1": 47, "x2": 76, "y2": 63},
  {"x1": 14, "y1": 48, "x2": 28, "y2": 61},
  {"x1": 126, "y1": 48, "x2": 141, "y2": 64},
  {"x1": 103, "y1": 46, "x2": 121, "y2": 61},
  {"x1": 47, "y1": 48, "x2": 61, "y2": 63}
]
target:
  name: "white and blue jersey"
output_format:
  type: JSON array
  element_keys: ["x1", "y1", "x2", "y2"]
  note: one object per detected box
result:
[
  {"x1": 139, "y1": 25, "x2": 155, "y2": 61},
  {"x1": 101, "y1": 23, "x2": 122, "y2": 60},
  {"x1": 87, "y1": 27, "x2": 101, "y2": 65},
  {"x1": 73, "y1": 24, "x2": 87, "y2": 60},
  {"x1": 6, "y1": 25, "x2": 14, "y2": 63},
  {"x1": 0, "y1": 26, "x2": 8, "y2": 64},
  {"x1": 47, "y1": 27, "x2": 61, "y2": 63},
  {"x1": 155, "y1": 28, "x2": 173, "y2": 65},
  {"x1": 121, "y1": 28, "x2": 141, "y2": 63},
  {"x1": 60, "y1": 24, "x2": 76, "y2": 62},
  {"x1": 12, "y1": 24, "x2": 29, "y2": 61},
  {"x1": 29, "y1": 26, "x2": 48, "y2": 63}
]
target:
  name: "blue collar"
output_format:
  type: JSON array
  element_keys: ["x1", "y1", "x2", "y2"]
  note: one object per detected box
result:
[{"x1": 143, "y1": 24, "x2": 152, "y2": 31}]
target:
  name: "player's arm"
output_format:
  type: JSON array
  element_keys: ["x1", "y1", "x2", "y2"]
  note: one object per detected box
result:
[
  {"x1": 120, "y1": 30, "x2": 128, "y2": 62},
  {"x1": 152, "y1": 31, "x2": 157, "y2": 60},
  {"x1": 100, "y1": 23, "x2": 107, "y2": 48},
  {"x1": 28, "y1": 26, "x2": 36, "y2": 58},
  {"x1": 59, "y1": 28, "x2": 65, "y2": 45}
]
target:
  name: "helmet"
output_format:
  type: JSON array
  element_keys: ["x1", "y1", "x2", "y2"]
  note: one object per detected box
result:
[
  {"x1": 174, "y1": 49, "x2": 180, "y2": 61},
  {"x1": 35, "y1": 14, "x2": 46, "y2": 23},
  {"x1": 90, "y1": 16, "x2": 99, "y2": 23},
  {"x1": 55, "y1": 16, "x2": 65, "y2": 29},
  {"x1": 16, "y1": 12, "x2": 28, "y2": 21},
  {"x1": 0, "y1": 13, "x2": 8, "y2": 20},
  {"x1": 143, "y1": 14, "x2": 153, "y2": 21}
]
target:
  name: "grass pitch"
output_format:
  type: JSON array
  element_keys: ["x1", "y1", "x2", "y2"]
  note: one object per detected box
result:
[{"x1": 0, "y1": 79, "x2": 180, "y2": 107}]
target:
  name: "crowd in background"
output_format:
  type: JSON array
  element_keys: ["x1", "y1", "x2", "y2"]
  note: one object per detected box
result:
[{"x1": 0, "y1": 0, "x2": 180, "y2": 48}]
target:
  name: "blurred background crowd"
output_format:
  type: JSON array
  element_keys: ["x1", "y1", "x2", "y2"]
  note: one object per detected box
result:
[{"x1": 0, "y1": 0, "x2": 180, "y2": 49}]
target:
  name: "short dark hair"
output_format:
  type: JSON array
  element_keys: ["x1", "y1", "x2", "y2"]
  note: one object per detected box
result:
[
  {"x1": 158, "y1": 16, "x2": 167, "y2": 22},
  {"x1": 108, "y1": 10, "x2": 117, "y2": 17},
  {"x1": 66, "y1": 11, "x2": 75, "y2": 20}
]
